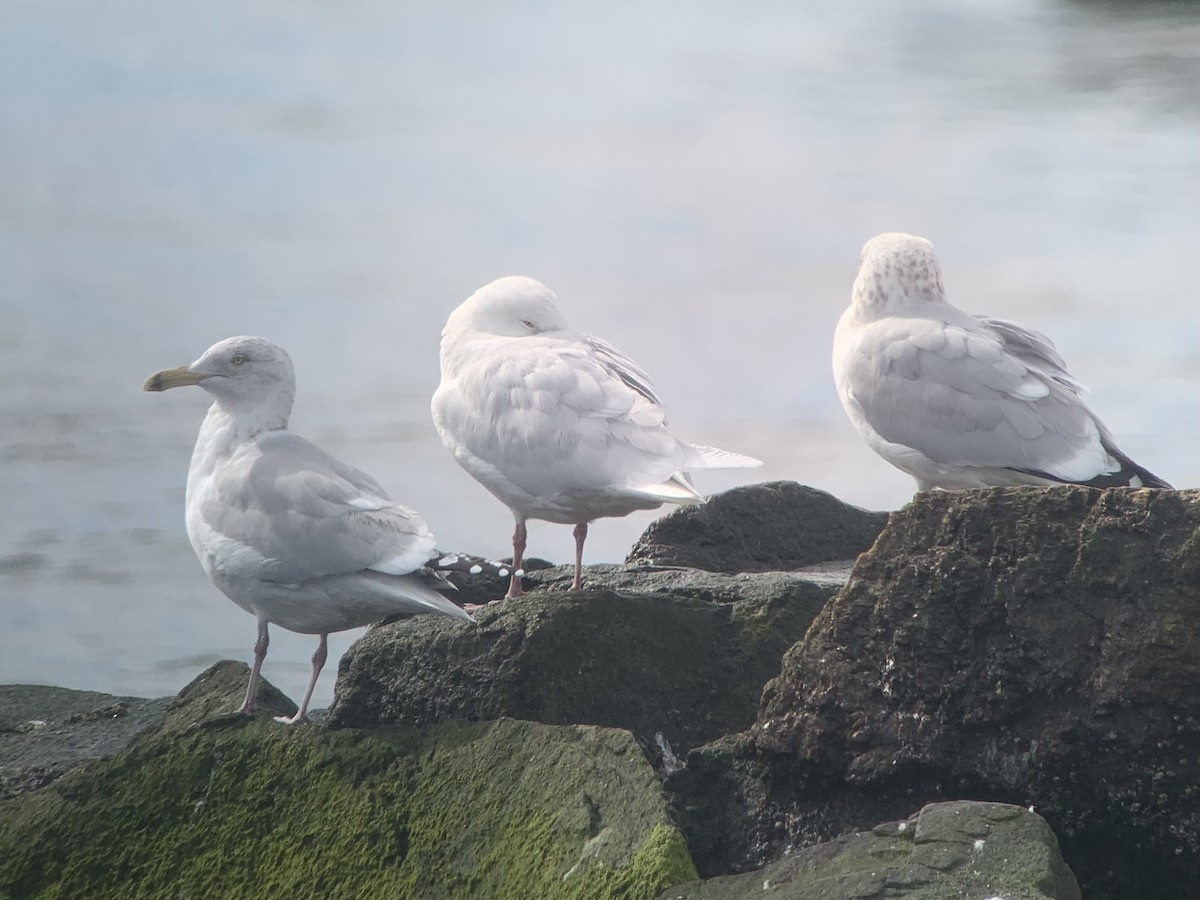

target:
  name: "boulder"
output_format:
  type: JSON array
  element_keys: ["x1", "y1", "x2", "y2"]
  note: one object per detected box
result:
[
  {"x1": 430, "y1": 556, "x2": 557, "y2": 608},
  {"x1": 0, "y1": 668, "x2": 697, "y2": 899},
  {"x1": 26, "y1": 483, "x2": 1195, "y2": 896},
  {"x1": 329, "y1": 565, "x2": 839, "y2": 756},
  {"x1": 625, "y1": 482, "x2": 888, "y2": 573},
  {"x1": 161, "y1": 658, "x2": 299, "y2": 730},
  {"x1": 660, "y1": 800, "x2": 1080, "y2": 900},
  {"x1": 0, "y1": 684, "x2": 171, "y2": 799},
  {"x1": 671, "y1": 487, "x2": 1200, "y2": 900}
]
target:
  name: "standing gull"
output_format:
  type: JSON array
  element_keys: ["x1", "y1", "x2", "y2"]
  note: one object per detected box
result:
[
  {"x1": 432, "y1": 276, "x2": 762, "y2": 598},
  {"x1": 833, "y1": 232, "x2": 1172, "y2": 492},
  {"x1": 145, "y1": 336, "x2": 471, "y2": 724}
]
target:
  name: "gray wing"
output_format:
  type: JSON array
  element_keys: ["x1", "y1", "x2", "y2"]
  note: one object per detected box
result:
[
  {"x1": 581, "y1": 334, "x2": 666, "y2": 410},
  {"x1": 974, "y1": 315, "x2": 1086, "y2": 393},
  {"x1": 841, "y1": 315, "x2": 1110, "y2": 481},
  {"x1": 200, "y1": 431, "x2": 437, "y2": 584}
]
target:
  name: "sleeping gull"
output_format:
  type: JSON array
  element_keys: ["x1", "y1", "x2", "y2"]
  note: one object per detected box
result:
[
  {"x1": 144, "y1": 336, "x2": 472, "y2": 724},
  {"x1": 431, "y1": 275, "x2": 762, "y2": 598},
  {"x1": 833, "y1": 233, "x2": 1172, "y2": 492}
]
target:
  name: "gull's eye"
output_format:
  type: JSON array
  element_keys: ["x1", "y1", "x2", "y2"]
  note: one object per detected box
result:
[{"x1": 230, "y1": 354, "x2": 248, "y2": 366}]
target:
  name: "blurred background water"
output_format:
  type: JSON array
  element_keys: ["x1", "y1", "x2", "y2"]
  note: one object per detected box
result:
[{"x1": 2, "y1": 0, "x2": 1198, "y2": 708}]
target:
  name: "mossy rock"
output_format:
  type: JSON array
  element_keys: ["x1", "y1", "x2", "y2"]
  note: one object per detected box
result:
[
  {"x1": 331, "y1": 569, "x2": 836, "y2": 755},
  {"x1": 725, "y1": 486, "x2": 1200, "y2": 900},
  {"x1": 0, "y1": 712, "x2": 696, "y2": 899},
  {"x1": 659, "y1": 801, "x2": 1080, "y2": 900}
]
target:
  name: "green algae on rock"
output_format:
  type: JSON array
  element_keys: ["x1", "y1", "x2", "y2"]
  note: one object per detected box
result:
[
  {"x1": 659, "y1": 801, "x2": 1080, "y2": 900},
  {"x1": 0, "y1": 711, "x2": 696, "y2": 899},
  {"x1": 330, "y1": 569, "x2": 834, "y2": 754}
]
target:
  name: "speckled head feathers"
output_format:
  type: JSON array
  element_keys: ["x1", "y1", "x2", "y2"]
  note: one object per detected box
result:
[{"x1": 852, "y1": 232, "x2": 947, "y2": 311}]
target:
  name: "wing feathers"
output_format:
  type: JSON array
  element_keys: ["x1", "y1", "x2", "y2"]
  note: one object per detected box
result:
[
  {"x1": 202, "y1": 432, "x2": 438, "y2": 584},
  {"x1": 837, "y1": 314, "x2": 1147, "y2": 485}
]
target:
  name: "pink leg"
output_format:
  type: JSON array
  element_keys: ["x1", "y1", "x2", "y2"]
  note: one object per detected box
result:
[
  {"x1": 572, "y1": 522, "x2": 588, "y2": 590},
  {"x1": 238, "y1": 619, "x2": 269, "y2": 715},
  {"x1": 275, "y1": 634, "x2": 328, "y2": 726},
  {"x1": 506, "y1": 519, "x2": 528, "y2": 598}
]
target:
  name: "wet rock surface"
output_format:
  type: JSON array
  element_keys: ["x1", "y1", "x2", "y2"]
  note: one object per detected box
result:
[
  {"x1": 659, "y1": 800, "x2": 1080, "y2": 900},
  {"x1": 330, "y1": 566, "x2": 839, "y2": 755},
  {"x1": 0, "y1": 684, "x2": 171, "y2": 800},
  {"x1": 672, "y1": 487, "x2": 1200, "y2": 900},
  {"x1": 0, "y1": 666, "x2": 695, "y2": 899},
  {"x1": 7, "y1": 484, "x2": 1199, "y2": 897},
  {"x1": 625, "y1": 481, "x2": 888, "y2": 573}
]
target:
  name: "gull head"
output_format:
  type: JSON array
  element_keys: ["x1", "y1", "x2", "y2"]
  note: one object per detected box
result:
[
  {"x1": 852, "y1": 232, "x2": 947, "y2": 312},
  {"x1": 445, "y1": 275, "x2": 569, "y2": 339},
  {"x1": 144, "y1": 335, "x2": 296, "y2": 420}
]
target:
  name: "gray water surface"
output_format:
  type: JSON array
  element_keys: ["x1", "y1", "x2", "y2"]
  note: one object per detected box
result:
[{"x1": 3, "y1": 0, "x2": 1198, "y2": 708}]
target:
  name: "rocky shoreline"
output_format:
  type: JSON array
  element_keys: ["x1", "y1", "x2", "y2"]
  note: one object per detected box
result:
[{"x1": 4, "y1": 481, "x2": 1198, "y2": 898}]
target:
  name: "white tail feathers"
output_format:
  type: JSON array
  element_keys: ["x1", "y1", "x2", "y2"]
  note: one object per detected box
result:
[
  {"x1": 405, "y1": 584, "x2": 474, "y2": 621},
  {"x1": 361, "y1": 572, "x2": 474, "y2": 621},
  {"x1": 628, "y1": 472, "x2": 706, "y2": 505},
  {"x1": 687, "y1": 443, "x2": 763, "y2": 470}
]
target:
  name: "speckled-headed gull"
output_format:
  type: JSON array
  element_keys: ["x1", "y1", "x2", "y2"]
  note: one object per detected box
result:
[
  {"x1": 432, "y1": 276, "x2": 762, "y2": 598},
  {"x1": 833, "y1": 233, "x2": 1171, "y2": 493},
  {"x1": 145, "y1": 336, "x2": 471, "y2": 724}
]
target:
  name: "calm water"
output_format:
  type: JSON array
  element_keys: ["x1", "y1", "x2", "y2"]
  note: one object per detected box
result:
[{"x1": 2, "y1": 0, "x2": 1198, "y2": 708}]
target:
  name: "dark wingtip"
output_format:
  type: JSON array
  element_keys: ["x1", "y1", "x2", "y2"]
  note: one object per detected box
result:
[
  {"x1": 1102, "y1": 441, "x2": 1173, "y2": 490},
  {"x1": 1124, "y1": 467, "x2": 1173, "y2": 490},
  {"x1": 1013, "y1": 445, "x2": 1173, "y2": 490}
]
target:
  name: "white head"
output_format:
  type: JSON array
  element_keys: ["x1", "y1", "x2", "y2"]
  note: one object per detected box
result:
[
  {"x1": 144, "y1": 335, "x2": 296, "y2": 428},
  {"x1": 443, "y1": 275, "x2": 570, "y2": 340},
  {"x1": 852, "y1": 233, "x2": 947, "y2": 311}
]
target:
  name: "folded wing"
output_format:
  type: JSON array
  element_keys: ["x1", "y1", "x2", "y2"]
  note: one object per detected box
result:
[
  {"x1": 198, "y1": 430, "x2": 439, "y2": 585},
  {"x1": 840, "y1": 316, "x2": 1115, "y2": 483}
]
